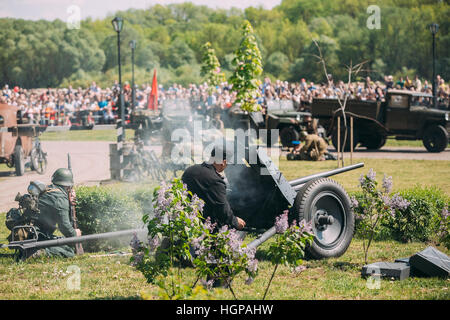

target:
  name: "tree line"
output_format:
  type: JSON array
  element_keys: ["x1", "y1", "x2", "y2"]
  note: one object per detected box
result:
[{"x1": 0, "y1": 0, "x2": 448, "y2": 89}]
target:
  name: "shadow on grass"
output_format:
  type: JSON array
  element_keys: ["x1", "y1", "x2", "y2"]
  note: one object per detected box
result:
[{"x1": 332, "y1": 261, "x2": 361, "y2": 271}]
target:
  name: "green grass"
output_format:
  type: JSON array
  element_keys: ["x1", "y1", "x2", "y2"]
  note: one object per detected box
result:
[
  {"x1": 383, "y1": 138, "x2": 425, "y2": 148},
  {"x1": 1, "y1": 225, "x2": 448, "y2": 300},
  {"x1": 279, "y1": 158, "x2": 450, "y2": 196},
  {"x1": 40, "y1": 129, "x2": 135, "y2": 142},
  {"x1": 0, "y1": 155, "x2": 449, "y2": 300}
]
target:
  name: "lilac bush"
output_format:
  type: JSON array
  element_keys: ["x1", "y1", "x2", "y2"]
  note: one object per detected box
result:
[
  {"x1": 131, "y1": 178, "x2": 258, "y2": 300},
  {"x1": 192, "y1": 219, "x2": 258, "y2": 300},
  {"x1": 131, "y1": 178, "x2": 207, "y2": 299},
  {"x1": 351, "y1": 170, "x2": 410, "y2": 264},
  {"x1": 263, "y1": 211, "x2": 314, "y2": 300}
]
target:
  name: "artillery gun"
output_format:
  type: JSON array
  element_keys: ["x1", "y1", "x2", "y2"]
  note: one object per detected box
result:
[{"x1": 3, "y1": 142, "x2": 363, "y2": 259}]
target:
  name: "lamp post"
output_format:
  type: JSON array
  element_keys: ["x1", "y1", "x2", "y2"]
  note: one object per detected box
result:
[
  {"x1": 112, "y1": 16, "x2": 125, "y2": 179},
  {"x1": 429, "y1": 22, "x2": 439, "y2": 107},
  {"x1": 129, "y1": 40, "x2": 137, "y2": 110}
]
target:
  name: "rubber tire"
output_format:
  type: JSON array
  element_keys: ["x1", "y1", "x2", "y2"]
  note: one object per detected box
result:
[
  {"x1": 293, "y1": 178, "x2": 354, "y2": 259},
  {"x1": 422, "y1": 125, "x2": 448, "y2": 153},
  {"x1": 364, "y1": 135, "x2": 386, "y2": 150},
  {"x1": 280, "y1": 126, "x2": 300, "y2": 148},
  {"x1": 14, "y1": 145, "x2": 25, "y2": 176},
  {"x1": 331, "y1": 126, "x2": 359, "y2": 152}
]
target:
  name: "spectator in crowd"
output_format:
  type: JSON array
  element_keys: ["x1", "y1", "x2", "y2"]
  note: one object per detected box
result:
[{"x1": 1, "y1": 73, "x2": 448, "y2": 126}]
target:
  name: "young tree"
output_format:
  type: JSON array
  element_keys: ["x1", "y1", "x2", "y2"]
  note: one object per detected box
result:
[
  {"x1": 229, "y1": 20, "x2": 263, "y2": 113},
  {"x1": 201, "y1": 42, "x2": 225, "y2": 94}
]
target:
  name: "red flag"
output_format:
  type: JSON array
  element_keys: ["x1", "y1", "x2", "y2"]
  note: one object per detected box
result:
[{"x1": 147, "y1": 69, "x2": 158, "y2": 111}]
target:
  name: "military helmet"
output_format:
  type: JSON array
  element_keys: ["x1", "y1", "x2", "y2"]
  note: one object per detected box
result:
[
  {"x1": 51, "y1": 168, "x2": 74, "y2": 187},
  {"x1": 299, "y1": 131, "x2": 308, "y2": 140}
]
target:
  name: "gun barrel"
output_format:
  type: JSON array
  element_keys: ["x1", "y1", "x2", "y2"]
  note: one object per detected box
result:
[
  {"x1": 246, "y1": 226, "x2": 277, "y2": 250},
  {"x1": 289, "y1": 162, "x2": 364, "y2": 188},
  {"x1": 8, "y1": 228, "x2": 147, "y2": 251}
]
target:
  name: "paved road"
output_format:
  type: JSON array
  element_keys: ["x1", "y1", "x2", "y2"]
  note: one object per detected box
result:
[
  {"x1": 0, "y1": 141, "x2": 111, "y2": 212},
  {"x1": 0, "y1": 141, "x2": 448, "y2": 212}
]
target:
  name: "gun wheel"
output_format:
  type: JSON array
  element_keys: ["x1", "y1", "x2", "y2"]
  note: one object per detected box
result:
[{"x1": 294, "y1": 178, "x2": 354, "y2": 259}]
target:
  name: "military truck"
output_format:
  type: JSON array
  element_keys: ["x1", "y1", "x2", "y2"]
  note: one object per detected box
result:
[
  {"x1": 312, "y1": 90, "x2": 450, "y2": 152},
  {"x1": 265, "y1": 100, "x2": 314, "y2": 148},
  {"x1": 225, "y1": 100, "x2": 314, "y2": 148},
  {"x1": 0, "y1": 103, "x2": 47, "y2": 176}
]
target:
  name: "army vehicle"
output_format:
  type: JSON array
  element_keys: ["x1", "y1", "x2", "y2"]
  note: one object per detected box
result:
[
  {"x1": 225, "y1": 100, "x2": 313, "y2": 148},
  {"x1": 312, "y1": 90, "x2": 450, "y2": 152},
  {"x1": 0, "y1": 103, "x2": 47, "y2": 176},
  {"x1": 264, "y1": 100, "x2": 313, "y2": 148}
]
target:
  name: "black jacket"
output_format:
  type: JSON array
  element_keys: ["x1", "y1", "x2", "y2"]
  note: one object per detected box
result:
[{"x1": 182, "y1": 162, "x2": 238, "y2": 228}]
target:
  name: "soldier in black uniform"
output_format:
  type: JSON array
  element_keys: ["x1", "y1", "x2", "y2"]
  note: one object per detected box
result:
[{"x1": 182, "y1": 143, "x2": 246, "y2": 230}]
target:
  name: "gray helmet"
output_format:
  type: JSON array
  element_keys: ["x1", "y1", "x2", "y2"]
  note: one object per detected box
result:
[{"x1": 51, "y1": 168, "x2": 74, "y2": 187}]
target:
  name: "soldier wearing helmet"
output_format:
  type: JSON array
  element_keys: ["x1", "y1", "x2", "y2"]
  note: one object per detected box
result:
[{"x1": 30, "y1": 168, "x2": 81, "y2": 258}]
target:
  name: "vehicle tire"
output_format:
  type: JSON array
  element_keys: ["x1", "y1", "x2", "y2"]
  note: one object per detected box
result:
[
  {"x1": 280, "y1": 126, "x2": 300, "y2": 148},
  {"x1": 14, "y1": 145, "x2": 25, "y2": 176},
  {"x1": 422, "y1": 125, "x2": 448, "y2": 153},
  {"x1": 364, "y1": 134, "x2": 386, "y2": 150},
  {"x1": 331, "y1": 125, "x2": 358, "y2": 152},
  {"x1": 293, "y1": 178, "x2": 354, "y2": 259}
]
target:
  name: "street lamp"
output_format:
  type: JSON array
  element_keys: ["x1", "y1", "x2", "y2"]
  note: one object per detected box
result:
[
  {"x1": 112, "y1": 16, "x2": 125, "y2": 141},
  {"x1": 112, "y1": 16, "x2": 125, "y2": 180},
  {"x1": 129, "y1": 40, "x2": 137, "y2": 110},
  {"x1": 429, "y1": 22, "x2": 439, "y2": 107}
]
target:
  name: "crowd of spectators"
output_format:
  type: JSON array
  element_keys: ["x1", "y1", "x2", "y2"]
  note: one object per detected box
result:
[{"x1": 1, "y1": 74, "x2": 448, "y2": 126}]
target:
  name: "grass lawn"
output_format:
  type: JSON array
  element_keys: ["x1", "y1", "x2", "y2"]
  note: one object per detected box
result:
[
  {"x1": 0, "y1": 152, "x2": 449, "y2": 299},
  {"x1": 279, "y1": 157, "x2": 450, "y2": 197},
  {"x1": 0, "y1": 224, "x2": 448, "y2": 300},
  {"x1": 40, "y1": 129, "x2": 135, "y2": 142}
]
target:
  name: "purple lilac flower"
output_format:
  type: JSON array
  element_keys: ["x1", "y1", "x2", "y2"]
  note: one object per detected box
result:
[
  {"x1": 298, "y1": 219, "x2": 313, "y2": 234},
  {"x1": 129, "y1": 234, "x2": 141, "y2": 251},
  {"x1": 246, "y1": 257, "x2": 258, "y2": 273},
  {"x1": 389, "y1": 194, "x2": 410, "y2": 211},
  {"x1": 441, "y1": 206, "x2": 449, "y2": 219},
  {"x1": 350, "y1": 196, "x2": 359, "y2": 209},
  {"x1": 275, "y1": 211, "x2": 289, "y2": 233},
  {"x1": 201, "y1": 279, "x2": 214, "y2": 290},
  {"x1": 148, "y1": 236, "x2": 161, "y2": 251},
  {"x1": 382, "y1": 174, "x2": 393, "y2": 194},
  {"x1": 359, "y1": 169, "x2": 377, "y2": 191},
  {"x1": 204, "y1": 217, "x2": 217, "y2": 233},
  {"x1": 367, "y1": 169, "x2": 376, "y2": 182},
  {"x1": 226, "y1": 229, "x2": 244, "y2": 256}
]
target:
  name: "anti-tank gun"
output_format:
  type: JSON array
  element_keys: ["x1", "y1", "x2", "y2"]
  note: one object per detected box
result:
[{"x1": 225, "y1": 138, "x2": 363, "y2": 258}]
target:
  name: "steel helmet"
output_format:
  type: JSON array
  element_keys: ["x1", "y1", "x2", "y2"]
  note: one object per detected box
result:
[{"x1": 51, "y1": 168, "x2": 74, "y2": 187}]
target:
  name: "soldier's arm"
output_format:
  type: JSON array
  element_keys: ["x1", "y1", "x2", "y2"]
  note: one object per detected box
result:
[
  {"x1": 300, "y1": 137, "x2": 312, "y2": 153},
  {"x1": 55, "y1": 197, "x2": 77, "y2": 238}
]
